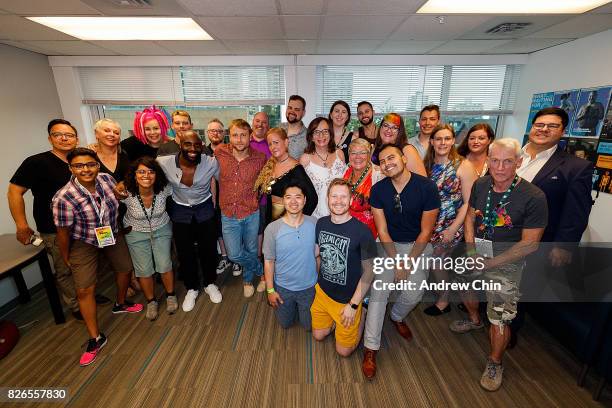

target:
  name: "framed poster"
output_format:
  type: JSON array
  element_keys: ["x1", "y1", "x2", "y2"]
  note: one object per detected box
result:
[{"x1": 570, "y1": 86, "x2": 612, "y2": 137}]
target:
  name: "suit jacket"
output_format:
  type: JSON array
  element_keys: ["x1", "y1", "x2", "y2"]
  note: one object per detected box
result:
[{"x1": 531, "y1": 149, "x2": 593, "y2": 243}]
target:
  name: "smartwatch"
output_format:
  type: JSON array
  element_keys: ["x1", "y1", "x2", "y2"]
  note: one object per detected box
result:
[{"x1": 350, "y1": 302, "x2": 359, "y2": 310}]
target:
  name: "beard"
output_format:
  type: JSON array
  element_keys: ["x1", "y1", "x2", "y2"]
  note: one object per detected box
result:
[
  {"x1": 181, "y1": 151, "x2": 202, "y2": 164},
  {"x1": 359, "y1": 117, "x2": 372, "y2": 126}
]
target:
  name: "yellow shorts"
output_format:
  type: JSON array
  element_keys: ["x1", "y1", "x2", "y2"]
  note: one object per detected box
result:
[{"x1": 311, "y1": 284, "x2": 363, "y2": 348}]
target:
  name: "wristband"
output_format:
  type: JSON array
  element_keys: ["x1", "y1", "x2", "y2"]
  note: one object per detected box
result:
[
  {"x1": 466, "y1": 248, "x2": 477, "y2": 256},
  {"x1": 266, "y1": 288, "x2": 275, "y2": 294}
]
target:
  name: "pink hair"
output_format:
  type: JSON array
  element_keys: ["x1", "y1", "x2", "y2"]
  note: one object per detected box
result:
[{"x1": 133, "y1": 105, "x2": 169, "y2": 145}]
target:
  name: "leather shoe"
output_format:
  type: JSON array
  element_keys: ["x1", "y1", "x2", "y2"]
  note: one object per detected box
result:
[
  {"x1": 95, "y1": 294, "x2": 111, "y2": 305},
  {"x1": 424, "y1": 304, "x2": 451, "y2": 316},
  {"x1": 391, "y1": 318, "x2": 413, "y2": 341},
  {"x1": 362, "y1": 347, "x2": 377, "y2": 379},
  {"x1": 72, "y1": 310, "x2": 83, "y2": 321}
]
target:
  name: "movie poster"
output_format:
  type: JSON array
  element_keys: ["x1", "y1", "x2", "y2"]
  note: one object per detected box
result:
[
  {"x1": 553, "y1": 89, "x2": 580, "y2": 135},
  {"x1": 570, "y1": 86, "x2": 612, "y2": 137},
  {"x1": 525, "y1": 92, "x2": 554, "y2": 134},
  {"x1": 599, "y1": 93, "x2": 612, "y2": 140}
]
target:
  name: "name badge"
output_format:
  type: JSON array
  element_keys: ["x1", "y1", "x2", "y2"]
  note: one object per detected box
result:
[
  {"x1": 94, "y1": 226, "x2": 116, "y2": 247},
  {"x1": 475, "y1": 238, "x2": 494, "y2": 258}
]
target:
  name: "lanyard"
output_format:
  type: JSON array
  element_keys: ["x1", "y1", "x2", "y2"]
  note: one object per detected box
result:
[
  {"x1": 136, "y1": 193, "x2": 156, "y2": 232},
  {"x1": 75, "y1": 178, "x2": 106, "y2": 227},
  {"x1": 482, "y1": 175, "x2": 519, "y2": 238}
]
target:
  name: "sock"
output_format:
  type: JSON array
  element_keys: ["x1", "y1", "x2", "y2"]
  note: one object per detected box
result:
[{"x1": 95, "y1": 334, "x2": 101, "y2": 341}]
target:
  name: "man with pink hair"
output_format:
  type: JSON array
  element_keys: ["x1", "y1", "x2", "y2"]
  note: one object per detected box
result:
[{"x1": 121, "y1": 105, "x2": 170, "y2": 161}]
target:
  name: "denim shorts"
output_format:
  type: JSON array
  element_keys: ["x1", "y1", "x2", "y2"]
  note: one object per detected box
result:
[{"x1": 124, "y1": 222, "x2": 173, "y2": 277}]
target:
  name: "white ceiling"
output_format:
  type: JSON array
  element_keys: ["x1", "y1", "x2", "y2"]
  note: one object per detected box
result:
[{"x1": 0, "y1": 0, "x2": 610, "y2": 56}]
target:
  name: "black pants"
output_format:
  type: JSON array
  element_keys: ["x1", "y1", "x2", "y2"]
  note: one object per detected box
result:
[{"x1": 173, "y1": 217, "x2": 217, "y2": 291}]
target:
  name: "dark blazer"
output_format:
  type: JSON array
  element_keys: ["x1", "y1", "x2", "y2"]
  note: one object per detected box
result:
[{"x1": 531, "y1": 149, "x2": 593, "y2": 243}]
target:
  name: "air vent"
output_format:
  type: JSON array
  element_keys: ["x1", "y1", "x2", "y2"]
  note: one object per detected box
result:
[
  {"x1": 486, "y1": 22, "x2": 532, "y2": 34},
  {"x1": 107, "y1": 0, "x2": 152, "y2": 8}
]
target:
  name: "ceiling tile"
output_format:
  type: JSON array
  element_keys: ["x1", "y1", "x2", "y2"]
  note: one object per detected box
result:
[
  {"x1": 90, "y1": 41, "x2": 175, "y2": 55},
  {"x1": 286, "y1": 40, "x2": 317, "y2": 54},
  {"x1": 282, "y1": 16, "x2": 320, "y2": 39},
  {"x1": 224, "y1": 40, "x2": 289, "y2": 54},
  {"x1": 316, "y1": 39, "x2": 381, "y2": 54},
  {"x1": 527, "y1": 14, "x2": 612, "y2": 39},
  {"x1": 487, "y1": 38, "x2": 575, "y2": 54},
  {"x1": 279, "y1": 0, "x2": 323, "y2": 15},
  {"x1": 321, "y1": 15, "x2": 405, "y2": 39},
  {"x1": 1, "y1": 40, "x2": 48, "y2": 54},
  {"x1": 80, "y1": 0, "x2": 187, "y2": 16},
  {"x1": 198, "y1": 16, "x2": 283, "y2": 40},
  {"x1": 391, "y1": 15, "x2": 492, "y2": 41},
  {"x1": 374, "y1": 40, "x2": 445, "y2": 54},
  {"x1": 0, "y1": 15, "x2": 80, "y2": 40},
  {"x1": 0, "y1": 0, "x2": 100, "y2": 15},
  {"x1": 428, "y1": 39, "x2": 512, "y2": 54},
  {"x1": 459, "y1": 15, "x2": 575, "y2": 40},
  {"x1": 326, "y1": 0, "x2": 425, "y2": 14},
  {"x1": 23, "y1": 40, "x2": 118, "y2": 55},
  {"x1": 179, "y1": 0, "x2": 278, "y2": 16},
  {"x1": 156, "y1": 40, "x2": 231, "y2": 55}
]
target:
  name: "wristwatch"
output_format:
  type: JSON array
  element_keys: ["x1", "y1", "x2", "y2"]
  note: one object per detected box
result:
[{"x1": 349, "y1": 302, "x2": 359, "y2": 310}]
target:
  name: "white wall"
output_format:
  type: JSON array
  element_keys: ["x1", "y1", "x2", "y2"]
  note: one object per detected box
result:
[
  {"x1": 502, "y1": 29, "x2": 612, "y2": 242},
  {"x1": 0, "y1": 44, "x2": 63, "y2": 308}
]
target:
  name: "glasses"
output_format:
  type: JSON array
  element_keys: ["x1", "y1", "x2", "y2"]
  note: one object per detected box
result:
[
  {"x1": 313, "y1": 129, "x2": 330, "y2": 137},
  {"x1": 50, "y1": 132, "x2": 77, "y2": 139},
  {"x1": 207, "y1": 129, "x2": 225, "y2": 135},
  {"x1": 349, "y1": 150, "x2": 370, "y2": 156},
  {"x1": 136, "y1": 169, "x2": 155, "y2": 176},
  {"x1": 381, "y1": 122, "x2": 400, "y2": 132},
  {"x1": 393, "y1": 193, "x2": 402, "y2": 214},
  {"x1": 533, "y1": 123, "x2": 562, "y2": 130},
  {"x1": 70, "y1": 162, "x2": 99, "y2": 170}
]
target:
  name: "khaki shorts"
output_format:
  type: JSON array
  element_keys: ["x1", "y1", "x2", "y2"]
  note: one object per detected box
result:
[{"x1": 485, "y1": 263, "x2": 523, "y2": 327}]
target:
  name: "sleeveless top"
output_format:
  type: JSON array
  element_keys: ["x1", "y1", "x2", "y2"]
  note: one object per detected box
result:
[
  {"x1": 304, "y1": 152, "x2": 347, "y2": 219},
  {"x1": 430, "y1": 160, "x2": 464, "y2": 249},
  {"x1": 343, "y1": 166, "x2": 383, "y2": 238},
  {"x1": 358, "y1": 127, "x2": 377, "y2": 145},
  {"x1": 336, "y1": 130, "x2": 353, "y2": 164}
]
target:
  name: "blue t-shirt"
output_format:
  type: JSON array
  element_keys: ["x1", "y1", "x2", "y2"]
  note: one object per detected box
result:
[
  {"x1": 370, "y1": 173, "x2": 440, "y2": 243},
  {"x1": 262, "y1": 216, "x2": 317, "y2": 291}
]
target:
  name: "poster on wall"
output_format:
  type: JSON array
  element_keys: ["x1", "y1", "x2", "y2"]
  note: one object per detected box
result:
[
  {"x1": 525, "y1": 92, "x2": 554, "y2": 134},
  {"x1": 562, "y1": 137, "x2": 598, "y2": 162},
  {"x1": 599, "y1": 94, "x2": 612, "y2": 140},
  {"x1": 552, "y1": 89, "x2": 580, "y2": 135},
  {"x1": 570, "y1": 86, "x2": 612, "y2": 137}
]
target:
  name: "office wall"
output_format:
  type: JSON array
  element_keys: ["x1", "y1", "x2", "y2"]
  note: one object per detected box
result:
[
  {"x1": 0, "y1": 44, "x2": 63, "y2": 308},
  {"x1": 503, "y1": 29, "x2": 612, "y2": 242}
]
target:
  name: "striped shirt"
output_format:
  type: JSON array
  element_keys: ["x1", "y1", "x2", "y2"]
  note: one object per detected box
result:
[
  {"x1": 52, "y1": 173, "x2": 119, "y2": 247},
  {"x1": 122, "y1": 185, "x2": 173, "y2": 232}
]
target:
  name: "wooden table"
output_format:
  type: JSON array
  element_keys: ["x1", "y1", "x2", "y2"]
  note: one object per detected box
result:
[{"x1": 0, "y1": 234, "x2": 65, "y2": 324}]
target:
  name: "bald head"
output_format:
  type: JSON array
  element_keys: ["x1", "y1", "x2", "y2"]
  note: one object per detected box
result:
[{"x1": 252, "y1": 112, "x2": 270, "y2": 141}]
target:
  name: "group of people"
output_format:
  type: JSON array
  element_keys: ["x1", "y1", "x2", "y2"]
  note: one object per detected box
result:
[{"x1": 8, "y1": 96, "x2": 593, "y2": 392}]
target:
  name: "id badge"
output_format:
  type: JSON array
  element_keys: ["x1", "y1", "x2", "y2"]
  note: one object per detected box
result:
[
  {"x1": 475, "y1": 238, "x2": 494, "y2": 258},
  {"x1": 94, "y1": 225, "x2": 116, "y2": 247}
]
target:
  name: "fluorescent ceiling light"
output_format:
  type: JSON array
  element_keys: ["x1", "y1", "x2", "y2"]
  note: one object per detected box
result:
[
  {"x1": 417, "y1": 0, "x2": 611, "y2": 14},
  {"x1": 26, "y1": 17, "x2": 212, "y2": 40}
]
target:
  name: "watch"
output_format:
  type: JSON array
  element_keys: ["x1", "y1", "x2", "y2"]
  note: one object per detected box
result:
[{"x1": 350, "y1": 302, "x2": 359, "y2": 310}]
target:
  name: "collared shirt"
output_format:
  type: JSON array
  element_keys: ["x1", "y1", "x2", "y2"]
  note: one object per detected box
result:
[
  {"x1": 517, "y1": 143, "x2": 558, "y2": 182},
  {"x1": 280, "y1": 122, "x2": 308, "y2": 159},
  {"x1": 250, "y1": 137, "x2": 271, "y2": 159},
  {"x1": 122, "y1": 185, "x2": 173, "y2": 232},
  {"x1": 52, "y1": 173, "x2": 119, "y2": 247},
  {"x1": 215, "y1": 143, "x2": 266, "y2": 219},
  {"x1": 407, "y1": 134, "x2": 428, "y2": 159}
]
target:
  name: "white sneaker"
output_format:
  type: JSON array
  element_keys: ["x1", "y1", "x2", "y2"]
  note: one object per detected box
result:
[
  {"x1": 232, "y1": 263, "x2": 242, "y2": 277},
  {"x1": 216, "y1": 258, "x2": 231, "y2": 275},
  {"x1": 243, "y1": 284, "x2": 255, "y2": 298},
  {"x1": 204, "y1": 284, "x2": 223, "y2": 304},
  {"x1": 182, "y1": 289, "x2": 199, "y2": 312}
]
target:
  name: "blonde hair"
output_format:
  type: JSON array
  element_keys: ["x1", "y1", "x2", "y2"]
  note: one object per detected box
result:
[
  {"x1": 348, "y1": 137, "x2": 372, "y2": 154},
  {"x1": 254, "y1": 127, "x2": 289, "y2": 195},
  {"x1": 489, "y1": 138, "x2": 522, "y2": 158},
  {"x1": 94, "y1": 118, "x2": 121, "y2": 133}
]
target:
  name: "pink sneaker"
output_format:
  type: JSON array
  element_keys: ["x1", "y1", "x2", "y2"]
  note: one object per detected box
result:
[
  {"x1": 79, "y1": 333, "x2": 107, "y2": 367},
  {"x1": 112, "y1": 301, "x2": 144, "y2": 314}
]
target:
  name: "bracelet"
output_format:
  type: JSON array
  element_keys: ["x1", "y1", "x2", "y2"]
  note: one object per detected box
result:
[{"x1": 266, "y1": 288, "x2": 275, "y2": 294}]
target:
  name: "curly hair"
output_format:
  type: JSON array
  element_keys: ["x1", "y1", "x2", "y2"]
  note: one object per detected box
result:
[
  {"x1": 254, "y1": 127, "x2": 287, "y2": 194},
  {"x1": 124, "y1": 156, "x2": 168, "y2": 195}
]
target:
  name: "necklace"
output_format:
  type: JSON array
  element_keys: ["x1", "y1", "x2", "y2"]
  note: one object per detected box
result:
[
  {"x1": 315, "y1": 150, "x2": 329, "y2": 166},
  {"x1": 481, "y1": 175, "x2": 519, "y2": 237},
  {"x1": 277, "y1": 155, "x2": 290, "y2": 164},
  {"x1": 349, "y1": 163, "x2": 371, "y2": 194}
]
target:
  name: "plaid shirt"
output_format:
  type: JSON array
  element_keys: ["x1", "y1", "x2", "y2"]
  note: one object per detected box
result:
[{"x1": 52, "y1": 173, "x2": 119, "y2": 247}]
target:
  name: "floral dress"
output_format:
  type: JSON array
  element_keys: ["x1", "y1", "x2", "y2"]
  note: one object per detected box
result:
[{"x1": 430, "y1": 160, "x2": 464, "y2": 250}]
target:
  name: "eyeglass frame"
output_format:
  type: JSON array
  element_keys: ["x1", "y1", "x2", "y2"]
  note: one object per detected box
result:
[
  {"x1": 50, "y1": 131, "x2": 77, "y2": 139},
  {"x1": 70, "y1": 162, "x2": 99, "y2": 170}
]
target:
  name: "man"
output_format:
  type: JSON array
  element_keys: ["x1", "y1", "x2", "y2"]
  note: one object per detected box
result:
[
  {"x1": 157, "y1": 130, "x2": 222, "y2": 311},
  {"x1": 362, "y1": 144, "x2": 440, "y2": 378},
  {"x1": 8, "y1": 119, "x2": 108, "y2": 321},
  {"x1": 280, "y1": 95, "x2": 308, "y2": 159},
  {"x1": 215, "y1": 119, "x2": 267, "y2": 297},
  {"x1": 408, "y1": 105, "x2": 441, "y2": 159},
  {"x1": 158, "y1": 110, "x2": 202, "y2": 156},
  {"x1": 311, "y1": 178, "x2": 376, "y2": 357},
  {"x1": 53, "y1": 148, "x2": 143, "y2": 367},
  {"x1": 356, "y1": 101, "x2": 377, "y2": 144},
  {"x1": 451, "y1": 138, "x2": 548, "y2": 391},
  {"x1": 263, "y1": 182, "x2": 317, "y2": 329},
  {"x1": 575, "y1": 90, "x2": 605, "y2": 136}
]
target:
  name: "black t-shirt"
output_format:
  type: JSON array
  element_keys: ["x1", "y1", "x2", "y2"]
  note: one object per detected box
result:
[
  {"x1": 370, "y1": 173, "x2": 441, "y2": 243},
  {"x1": 315, "y1": 216, "x2": 377, "y2": 304},
  {"x1": 10, "y1": 151, "x2": 72, "y2": 233},
  {"x1": 99, "y1": 150, "x2": 130, "y2": 182},
  {"x1": 121, "y1": 136, "x2": 158, "y2": 161}
]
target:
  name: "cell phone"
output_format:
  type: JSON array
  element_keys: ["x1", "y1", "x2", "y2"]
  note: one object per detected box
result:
[{"x1": 29, "y1": 234, "x2": 43, "y2": 247}]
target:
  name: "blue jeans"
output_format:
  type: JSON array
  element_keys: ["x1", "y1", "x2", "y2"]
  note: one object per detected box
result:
[
  {"x1": 274, "y1": 285, "x2": 315, "y2": 330},
  {"x1": 221, "y1": 210, "x2": 262, "y2": 283}
]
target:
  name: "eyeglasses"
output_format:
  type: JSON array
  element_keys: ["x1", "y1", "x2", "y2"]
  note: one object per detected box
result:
[
  {"x1": 393, "y1": 193, "x2": 402, "y2": 214},
  {"x1": 136, "y1": 169, "x2": 155, "y2": 176},
  {"x1": 349, "y1": 150, "x2": 370, "y2": 156},
  {"x1": 70, "y1": 162, "x2": 99, "y2": 170},
  {"x1": 532, "y1": 122, "x2": 562, "y2": 130},
  {"x1": 50, "y1": 132, "x2": 77, "y2": 139},
  {"x1": 207, "y1": 129, "x2": 225, "y2": 134},
  {"x1": 381, "y1": 122, "x2": 400, "y2": 132},
  {"x1": 313, "y1": 129, "x2": 330, "y2": 137}
]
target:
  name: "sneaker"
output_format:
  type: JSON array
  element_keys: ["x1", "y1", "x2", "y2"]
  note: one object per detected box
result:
[
  {"x1": 256, "y1": 279, "x2": 266, "y2": 293},
  {"x1": 182, "y1": 289, "x2": 199, "y2": 312},
  {"x1": 79, "y1": 333, "x2": 107, "y2": 367},
  {"x1": 112, "y1": 301, "x2": 144, "y2": 314},
  {"x1": 216, "y1": 258, "x2": 231, "y2": 275},
  {"x1": 243, "y1": 284, "x2": 255, "y2": 298},
  {"x1": 166, "y1": 295, "x2": 178, "y2": 314},
  {"x1": 232, "y1": 263, "x2": 242, "y2": 277},
  {"x1": 480, "y1": 359, "x2": 504, "y2": 391},
  {"x1": 450, "y1": 318, "x2": 484, "y2": 333},
  {"x1": 146, "y1": 301, "x2": 159, "y2": 321},
  {"x1": 204, "y1": 284, "x2": 223, "y2": 303}
]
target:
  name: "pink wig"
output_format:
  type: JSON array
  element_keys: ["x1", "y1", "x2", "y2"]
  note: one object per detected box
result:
[{"x1": 133, "y1": 105, "x2": 170, "y2": 145}]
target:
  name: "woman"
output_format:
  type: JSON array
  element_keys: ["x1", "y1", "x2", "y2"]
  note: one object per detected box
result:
[
  {"x1": 329, "y1": 100, "x2": 354, "y2": 162},
  {"x1": 300, "y1": 118, "x2": 347, "y2": 219},
  {"x1": 255, "y1": 127, "x2": 317, "y2": 226},
  {"x1": 457, "y1": 123, "x2": 495, "y2": 177},
  {"x1": 122, "y1": 157, "x2": 176, "y2": 321},
  {"x1": 372, "y1": 113, "x2": 427, "y2": 176},
  {"x1": 342, "y1": 138, "x2": 383, "y2": 238},
  {"x1": 89, "y1": 119, "x2": 130, "y2": 182},
  {"x1": 121, "y1": 106, "x2": 170, "y2": 161},
  {"x1": 423, "y1": 124, "x2": 477, "y2": 316}
]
